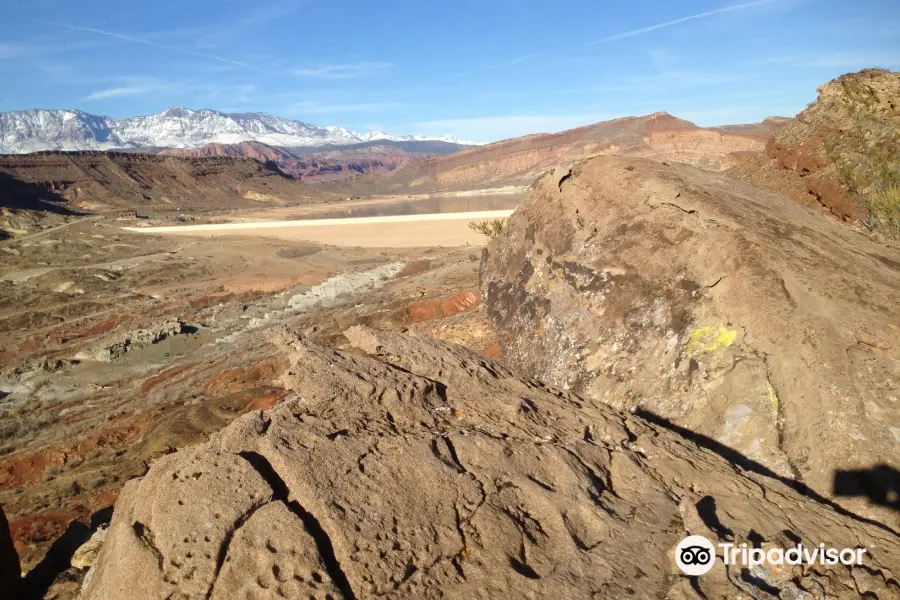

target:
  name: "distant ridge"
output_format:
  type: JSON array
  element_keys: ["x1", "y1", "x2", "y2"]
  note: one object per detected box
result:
[{"x1": 0, "y1": 106, "x2": 481, "y2": 154}]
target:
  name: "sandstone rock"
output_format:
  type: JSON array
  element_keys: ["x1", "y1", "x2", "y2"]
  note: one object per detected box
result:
[
  {"x1": 481, "y1": 155, "x2": 900, "y2": 528},
  {"x1": 407, "y1": 291, "x2": 480, "y2": 323},
  {"x1": 70, "y1": 526, "x2": 107, "y2": 570},
  {"x1": 81, "y1": 327, "x2": 899, "y2": 599}
]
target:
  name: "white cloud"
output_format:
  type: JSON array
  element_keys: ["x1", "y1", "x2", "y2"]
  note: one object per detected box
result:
[
  {"x1": 294, "y1": 61, "x2": 392, "y2": 79},
  {"x1": 586, "y1": 0, "x2": 782, "y2": 44},
  {"x1": 406, "y1": 114, "x2": 616, "y2": 143},
  {"x1": 83, "y1": 78, "x2": 257, "y2": 104},
  {"x1": 85, "y1": 86, "x2": 155, "y2": 100}
]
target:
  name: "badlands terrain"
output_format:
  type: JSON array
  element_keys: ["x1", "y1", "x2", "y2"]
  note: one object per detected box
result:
[{"x1": 0, "y1": 69, "x2": 899, "y2": 599}]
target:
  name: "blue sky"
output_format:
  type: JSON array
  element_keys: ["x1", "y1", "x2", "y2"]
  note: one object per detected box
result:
[{"x1": 0, "y1": 0, "x2": 898, "y2": 141}]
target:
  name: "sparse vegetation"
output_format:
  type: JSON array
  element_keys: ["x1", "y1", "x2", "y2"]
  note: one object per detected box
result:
[
  {"x1": 468, "y1": 219, "x2": 505, "y2": 239},
  {"x1": 869, "y1": 183, "x2": 900, "y2": 238},
  {"x1": 824, "y1": 136, "x2": 900, "y2": 237},
  {"x1": 812, "y1": 70, "x2": 900, "y2": 238}
]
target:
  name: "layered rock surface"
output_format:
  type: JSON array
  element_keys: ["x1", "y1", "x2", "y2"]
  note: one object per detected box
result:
[
  {"x1": 481, "y1": 155, "x2": 900, "y2": 528},
  {"x1": 79, "y1": 327, "x2": 899, "y2": 599}
]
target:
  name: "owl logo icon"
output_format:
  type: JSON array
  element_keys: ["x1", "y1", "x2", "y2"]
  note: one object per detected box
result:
[{"x1": 675, "y1": 535, "x2": 716, "y2": 576}]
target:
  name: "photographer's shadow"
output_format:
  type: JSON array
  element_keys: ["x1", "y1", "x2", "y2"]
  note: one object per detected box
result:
[{"x1": 833, "y1": 465, "x2": 900, "y2": 512}]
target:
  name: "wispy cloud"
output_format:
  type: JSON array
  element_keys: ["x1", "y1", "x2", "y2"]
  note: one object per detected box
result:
[
  {"x1": 485, "y1": 50, "x2": 554, "y2": 70},
  {"x1": 422, "y1": 1, "x2": 780, "y2": 86},
  {"x1": 294, "y1": 61, "x2": 392, "y2": 79},
  {"x1": 586, "y1": 0, "x2": 781, "y2": 44},
  {"x1": 441, "y1": 49, "x2": 554, "y2": 82},
  {"x1": 82, "y1": 77, "x2": 257, "y2": 105},
  {"x1": 0, "y1": 43, "x2": 26, "y2": 59},
  {"x1": 163, "y1": 3, "x2": 315, "y2": 49},
  {"x1": 477, "y1": 68, "x2": 749, "y2": 100},
  {"x1": 36, "y1": 20, "x2": 255, "y2": 70},
  {"x1": 287, "y1": 100, "x2": 405, "y2": 114},
  {"x1": 85, "y1": 86, "x2": 156, "y2": 100}
]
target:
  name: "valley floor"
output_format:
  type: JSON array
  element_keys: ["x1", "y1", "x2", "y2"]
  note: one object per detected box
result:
[
  {"x1": 124, "y1": 210, "x2": 514, "y2": 247},
  {"x1": 0, "y1": 207, "x2": 497, "y2": 585}
]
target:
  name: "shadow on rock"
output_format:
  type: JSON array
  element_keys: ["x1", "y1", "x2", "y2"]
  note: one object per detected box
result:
[
  {"x1": 1, "y1": 505, "x2": 22, "y2": 598},
  {"x1": 633, "y1": 408, "x2": 899, "y2": 535},
  {"x1": 833, "y1": 465, "x2": 900, "y2": 513},
  {"x1": 22, "y1": 505, "x2": 113, "y2": 599},
  {"x1": 0, "y1": 172, "x2": 84, "y2": 216}
]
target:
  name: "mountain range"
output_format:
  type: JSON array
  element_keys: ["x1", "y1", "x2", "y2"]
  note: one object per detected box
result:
[{"x1": 0, "y1": 106, "x2": 478, "y2": 154}]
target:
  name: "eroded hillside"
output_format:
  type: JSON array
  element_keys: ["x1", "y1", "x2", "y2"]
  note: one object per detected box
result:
[
  {"x1": 331, "y1": 112, "x2": 784, "y2": 194},
  {"x1": 731, "y1": 68, "x2": 900, "y2": 236},
  {"x1": 0, "y1": 152, "x2": 323, "y2": 215}
]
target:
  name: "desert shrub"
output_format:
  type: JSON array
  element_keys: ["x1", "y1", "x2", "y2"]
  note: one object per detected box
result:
[
  {"x1": 468, "y1": 219, "x2": 505, "y2": 239},
  {"x1": 868, "y1": 184, "x2": 900, "y2": 238},
  {"x1": 822, "y1": 109, "x2": 900, "y2": 238}
]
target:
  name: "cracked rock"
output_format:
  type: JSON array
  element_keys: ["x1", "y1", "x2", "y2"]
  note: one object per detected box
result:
[{"x1": 81, "y1": 327, "x2": 900, "y2": 599}]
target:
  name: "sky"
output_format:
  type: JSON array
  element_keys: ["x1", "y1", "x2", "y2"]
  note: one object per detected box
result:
[{"x1": 0, "y1": 0, "x2": 898, "y2": 142}]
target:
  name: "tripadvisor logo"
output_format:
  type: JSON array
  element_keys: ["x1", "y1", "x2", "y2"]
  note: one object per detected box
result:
[
  {"x1": 676, "y1": 536, "x2": 717, "y2": 576},
  {"x1": 674, "y1": 535, "x2": 867, "y2": 576}
]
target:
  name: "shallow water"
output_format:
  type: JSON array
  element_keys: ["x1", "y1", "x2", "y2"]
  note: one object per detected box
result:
[{"x1": 303, "y1": 194, "x2": 524, "y2": 220}]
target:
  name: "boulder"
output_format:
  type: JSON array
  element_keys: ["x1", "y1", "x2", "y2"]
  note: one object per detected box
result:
[
  {"x1": 81, "y1": 327, "x2": 899, "y2": 599},
  {"x1": 481, "y1": 155, "x2": 900, "y2": 528}
]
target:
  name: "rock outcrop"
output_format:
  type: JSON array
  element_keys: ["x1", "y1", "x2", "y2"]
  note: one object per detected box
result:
[
  {"x1": 481, "y1": 155, "x2": 900, "y2": 528},
  {"x1": 731, "y1": 69, "x2": 900, "y2": 234},
  {"x1": 80, "y1": 327, "x2": 899, "y2": 599}
]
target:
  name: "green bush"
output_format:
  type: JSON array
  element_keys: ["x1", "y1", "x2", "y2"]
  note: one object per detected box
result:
[{"x1": 468, "y1": 219, "x2": 505, "y2": 239}]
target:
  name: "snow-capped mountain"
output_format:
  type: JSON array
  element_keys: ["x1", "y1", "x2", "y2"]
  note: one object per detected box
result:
[{"x1": 0, "y1": 106, "x2": 480, "y2": 153}]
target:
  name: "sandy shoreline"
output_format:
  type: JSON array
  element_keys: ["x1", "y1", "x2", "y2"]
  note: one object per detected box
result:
[{"x1": 123, "y1": 209, "x2": 514, "y2": 247}]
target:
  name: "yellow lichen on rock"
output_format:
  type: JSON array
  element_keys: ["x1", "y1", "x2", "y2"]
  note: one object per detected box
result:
[
  {"x1": 684, "y1": 325, "x2": 738, "y2": 357},
  {"x1": 765, "y1": 378, "x2": 780, "y2": 414}
]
